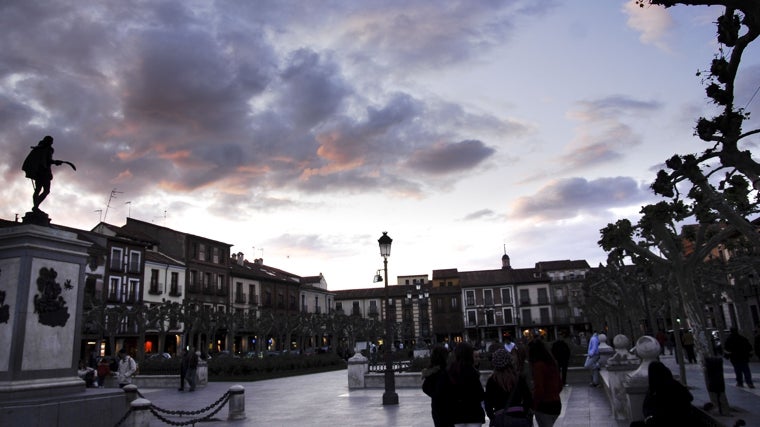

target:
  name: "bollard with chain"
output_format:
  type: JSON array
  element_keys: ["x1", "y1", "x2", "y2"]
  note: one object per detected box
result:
[
  {"x1": 227, "y1": 385, "x2": 246, "y2": 420},
  {"x1": 123, "y1": 384, "x2": 139, "y2": 405},
  {"x1": 127, "y1": 398, "x2": 152, "y2": 427}
]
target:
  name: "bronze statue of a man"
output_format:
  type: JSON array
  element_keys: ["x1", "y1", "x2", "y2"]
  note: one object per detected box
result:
[{"x1": 22, "y1": 135, "x2": 75, "y2": 212}]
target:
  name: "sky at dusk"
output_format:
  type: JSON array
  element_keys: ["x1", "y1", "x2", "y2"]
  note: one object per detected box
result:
[{"x1": 2, "y1": 1, "x2": 759, "y2": 290}]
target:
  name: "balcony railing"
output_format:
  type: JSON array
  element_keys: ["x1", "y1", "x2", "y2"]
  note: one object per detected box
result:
[
  {"x1": 216, "y1": 287, "x2": 227, "y2": 296},
  {"x1": 148, "y1": 286, "x2": 162, "y2": 296},
  {"x1": 520, "y1": 298, "x2": 531, "y2": 305},
  {"x1": 537, "y1": 297, "x2": 549, "y2": 305},
  {"x1": 235, "y1": 293, "x2": 246, "y2": 304},
  {"x1": 465, "y1": 298, "x2": 475, "y2": 307},
  {"x1": 187, "y1": 282, "x2": 200, "y2": 293},
  {"x1": 249, "y1": 294, "x2": 258, "y2": 306},
  {"x1": 203, "y1": 286, "x2": 215, "y2": 295},
  {"x1": 169, "y1": 286, "x2": 182, "y2": 297}
]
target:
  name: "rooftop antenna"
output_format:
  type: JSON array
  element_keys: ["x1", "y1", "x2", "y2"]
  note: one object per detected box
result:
[
  {"x1": 125, "y1": 201, "x2": 132, "y2": 218},
  {"x1": 103, "y1": 188, "x2": 123, "y2": 223},
  {"x1": 95, "y1": 209, "x2": 103, "y2": 222}
]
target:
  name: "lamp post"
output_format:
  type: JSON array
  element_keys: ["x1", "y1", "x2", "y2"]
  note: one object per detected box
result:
[{"x1": 378, "y1": 231, "x2": 398, "y2": 405}]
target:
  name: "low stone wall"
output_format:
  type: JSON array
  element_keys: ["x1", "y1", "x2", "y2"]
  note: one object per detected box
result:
[
  {"x1": 120, "y1": 364, "x2": 209, "y2": 389},
  {"x1": 362, "y1": 370, "x2": 492, "y2": 389}
]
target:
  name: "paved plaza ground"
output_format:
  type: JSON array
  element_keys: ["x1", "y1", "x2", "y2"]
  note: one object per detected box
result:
[{"x1": 132, "y1": 355, "x2": 760, "y2": 427}]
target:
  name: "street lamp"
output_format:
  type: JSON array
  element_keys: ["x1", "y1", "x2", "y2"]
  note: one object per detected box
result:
[{"x1": 378, "y1": 231, "x2": 398, "y2": 406}]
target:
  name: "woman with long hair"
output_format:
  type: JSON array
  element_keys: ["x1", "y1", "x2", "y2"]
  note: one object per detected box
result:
[
  {"x1": 445, "y1": 342, "x2": 485, "y2": 426},
  {"x1": 484, "y1": 348, "x2": 532, "y2": 427},
  {"x1": 528, "y1": 340, "x2": 563, "y2": 427},
  {"x1": 423, "y1": 344, "x2": 454, "y2": 427}
]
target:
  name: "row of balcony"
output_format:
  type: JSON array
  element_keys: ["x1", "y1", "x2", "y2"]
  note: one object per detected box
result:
[
  {"x1": 147, "y1": 284, "x2": 182, "y2": 297},
  {"x1": 464, "y1": 315, "x2": 587, "y2": 328},
  {"x1": 465, "y1": 295, "x2": 568, "y2": 307}
]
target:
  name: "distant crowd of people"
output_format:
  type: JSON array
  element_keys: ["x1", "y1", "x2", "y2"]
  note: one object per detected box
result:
[{"x1": 421, "y1": 325, "x2": 760, "y2": 427}]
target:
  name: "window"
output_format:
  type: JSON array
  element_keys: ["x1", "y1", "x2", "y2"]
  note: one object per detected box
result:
[
  {"x1": 217, "y1": 274, "x2": 224, "y2": 291},
  {"x1": 522, "y1": 308, "x2": 532, "y2": 324},
  {"x1": 537, "y1": 288, "x2": 549, "y2": 305},
  {"x1": 501, "y1": 288, "x2": 512, "y2": 305},
  {"x1": 465, "y1": 290, "x2": 475, "y2": 306},
  {"x1": 540, "y1": 307, "x2": 550, "y2": 323},
  {"x1": 170, "y1": 272, "x2": 179, "y2": 295},
  {"x1": 503, "y1": 308, "x2": 513, "y2": 324},
  {"x1": 369, "y1": 300, "x2": 378, "y2": 315},
  {"x1": 352, "y1": 301, "x2": 361, "y2": 316},
  {"x1": 128, "y1": 251, "x2": 141, "y2": 273},
  {"x1": 484, "y1": 289, "x2": 493, "y2": 306},
  {"x1": 110, "y1": 247, "x2": 123, "y2": 271},
  {"x1": 336, "y1": 302, "x2": 343, "y2": 313},
  {"x1": 467, "y1": 310, "x2": 477, "y2": 327},
  {"x1": 450, "y1": 297, "x2": 458, "y2": 309},
  {"x1": 150, "y1": 269, "x2": 160, "y2": 293},
  {"x1": 213, "y1": 247, "x2": 220, "y2": 264},
  {"x1": 127, "y1": 278, "x2": 140, "y2": 303},
  {"x1": 198, "y1": 244, "x2": 206, "y2": 261},
  {"x1": 108, "y1": 277, "x2": 120, "y2": 300},
  {"x1": 519, "y1": 289, "x2": 530, "y2": 305},
  {"x1": 485, "y1": 309, "x2": 495, "y2": 325}
]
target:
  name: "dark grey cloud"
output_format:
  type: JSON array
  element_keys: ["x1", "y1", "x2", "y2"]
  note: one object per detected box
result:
[
  {"x1": 462, "y1": 209, "x2": 496, "y2": 221},
  {"x1": 405, "y1": 140, "x2": 495, "y2": 175},
  {"x1": 0, "y1": 0, "x2": 551, "y2": 214},
  {"x1": 557, "y1": 95, "x2": 661, "y2": 171},
  {"x1": 508, "y1": 176, "x2": 653, "y2": 221}
]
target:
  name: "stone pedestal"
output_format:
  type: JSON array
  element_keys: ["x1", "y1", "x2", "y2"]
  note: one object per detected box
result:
[
  {"x1": 0, "y1": 224, "x2": 90, "y2": 401},
  {"x1": 624, "y1": 335, "x2": 660, "y2": 422},
  {"x1": 347, "y1": 353, "x2": 368, "y2": 389},
  {"x1": 605, "y1": 335, "x2": 639, "y2": 421}
]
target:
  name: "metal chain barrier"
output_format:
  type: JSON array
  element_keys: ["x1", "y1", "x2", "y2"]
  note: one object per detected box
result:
[
  {"x1": 113, "y1": 389, "x2": 232, "y2": 427},
  {"x1": 148, "y1": 392, "x2": 231, "y2": 426}
]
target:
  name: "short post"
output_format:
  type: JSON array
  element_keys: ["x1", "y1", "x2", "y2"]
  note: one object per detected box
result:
[
  {"x1": 624, "y1": 336, "x2": 660, "y2": 423},
  {"x1": 227, "y1": 385, "x2": 246, "y2": 420},
  {"x1": 127, "y1": 398, "x2": 152, "y2": 427},
  {"x1": 123, "y1": 384, "x2": 139, "y2": 404},
  {"x1": 347, "y1": 352, "x2": 368, "y2": 389}
]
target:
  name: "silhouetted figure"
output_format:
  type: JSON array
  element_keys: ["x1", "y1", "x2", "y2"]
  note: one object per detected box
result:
[
  {"x1": 551, "y1": 335, "x2": 571, "y2": 387},
  {"x1": 723, "y1": 327, "x2": 755, "y2": 388},
  {"x1": 629, "y1": 361, "x2": 698, "y2": 427},
  {"x1": 22, "y1": 135, "x2": 75, "y2": 214},
  {"x1": 443, "y1": 342, "x2": 485, "y2": 426},
  {"x1": 422, "y1": 344, "x2": 454, "y2": 427}
]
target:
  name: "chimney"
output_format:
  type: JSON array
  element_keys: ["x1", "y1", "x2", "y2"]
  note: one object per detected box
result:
[{"x1": 236, "y1": 252, "x2": 245, "y2": 266}]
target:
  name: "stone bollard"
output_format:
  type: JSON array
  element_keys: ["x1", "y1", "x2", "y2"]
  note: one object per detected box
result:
[
  {"x1": 126, "y1": 398, "x2": 152, "y2": 427},
  {"x1": 598, "y1": 334, "x2": 615, "y2": 367},
  {"x1": 347, "y1": 352, "x2": 368, "y2": 389},
  {"x1": 123, "y1": 384, "x2": 139, "y2": 405},
  {"x1": 227, "y1": 384, "x2": 246, "y2": 420},
  {"x1": 605, "y1": 335, "x2": 639, "y2": 421},
  {"x1": 623, "y1": 335, "x2": 660, "y2": 422}
]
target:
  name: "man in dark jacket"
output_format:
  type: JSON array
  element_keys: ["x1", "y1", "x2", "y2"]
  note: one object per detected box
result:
[
  {"x1": 723, "y1": 327, "x2": 755, "y2": 388},
  {"x1": 551, "y1": 334, "x2": 571, "y2": 387}
]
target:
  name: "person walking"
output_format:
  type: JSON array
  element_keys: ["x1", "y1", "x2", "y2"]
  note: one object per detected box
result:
[
  {"x1": 584, "y1": 331, "x2": 600, "y2": 387},
  {"x1": 550, "y1": 334, "x2": 571, "y2": 387},
  {"x1": 115, "y1": 348, "x2": 137, "y2": 388},
  {"x1": 485, "y1": 348, "x2": 532, "y2": 427},
  {"x1": 96, "y1": 357, "x2": 111, "y2": 388},
  {"x1": 183, "y1": 346, "x2": 199, "y2": 391},
  {"x1": 443, "y1": 342, "x2": 485, "y2": 427},
  {"x1": 178, "y1": 348, "x2": 188, "y2": 391},
  {"x1": 681, "y1": 330, "x2": 696, "y2": 363},
  {"x1": 422, "y1": 344, "x2": 453, "y2": 427},
  {"x1": 629, "y1": 361, "x2": 698, "y2": 426},
  {"x1": 723, "y1": 327, "x2": 755, "y2": 388},
  {"x1": 528, "y1": 340, "x2": 563, "y2": 427}
]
